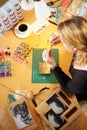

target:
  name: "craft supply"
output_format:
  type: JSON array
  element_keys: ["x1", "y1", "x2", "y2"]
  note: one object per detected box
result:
[
  {"x1": 30, "y1": 19, "x2": 49, "y2": 34},
  {"x1": 8, "y1": 94, "x2": 16, "y2": 104},
  {"x1": 8, "y1": 0, "x2": 24, "y2": 20},
  {"x1": 66, "y1": 0, "x2": 82, "y2": 16},
  {"x1": 0, "y1": 18, "x2": 6, "y2": 35},
  {"x1": 0, "y1": 47, "x2": 12, "y2": 77},
  {"x1": 0, "y1": 8, "x2": 12, "y2": 31},
  {"x1": 32, "y1": 48, "x2": 58, "y2": 83},
  {"x1": 0, "y1": 82, "x2": 33, "y2": 100},
  {"x1": 47, "y1": 0, "x2": 61, "y2": 6},
  {"x1": 48, "y1": 19, "x2": 58, "y2": 26},
  {"x1": 2, "y1": 2, "x2": 18, "y2": 26},
  {"x1": 38, "y1": 62, "x2": 50, "y2": 74},
  {"x1": 61, "y1": 0, "x2": 72, "y2": 8},
  {"x1": 34, "y1": 0, "x2": 51, "y2": 20},
  {"x1": 55, "y1": 7, "x2": 63, "y2": 22},
  {"x1": 13, "y1": 42, "x2": 32, "y2": 64},
  {"x1": 0, "y1": 0, "x2": 24, "y2": 35}
]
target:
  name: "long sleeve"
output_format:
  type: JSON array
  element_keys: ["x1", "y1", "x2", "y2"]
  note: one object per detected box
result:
[
  {"x1": 51, "y1": 65, "x2": 87, "y2": 94},
  {"x1": 51, "y1": 66, "x2": 71, "y2": 87}
]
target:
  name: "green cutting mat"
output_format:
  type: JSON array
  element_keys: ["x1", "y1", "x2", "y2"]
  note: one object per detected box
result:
[{"x1": 32, "y1": 48, "x2": 58, "y2": 83}]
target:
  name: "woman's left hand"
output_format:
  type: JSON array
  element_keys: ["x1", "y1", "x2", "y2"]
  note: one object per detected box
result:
[{"x1": 49, "y1": 33, "x2": 61, "y2": 46}]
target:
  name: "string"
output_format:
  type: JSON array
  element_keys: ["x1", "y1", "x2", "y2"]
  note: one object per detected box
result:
[
  {"x1": 0, "y1": 82, "x2": 32, "y2": 100},
  {"x1": 0, "y1": 82, "x2": 48, "y2": 106}
]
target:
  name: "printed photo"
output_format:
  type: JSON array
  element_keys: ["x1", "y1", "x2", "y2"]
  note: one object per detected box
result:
[
  {"x1": 46, "y1": 94, "x2": 67, "y2": 115},
  {"x1": 10, "y1": 101, "x2": 34, "y2": 129},
  {"x1": 45, "y1": 109, "x2": 66, "y2": 130}
]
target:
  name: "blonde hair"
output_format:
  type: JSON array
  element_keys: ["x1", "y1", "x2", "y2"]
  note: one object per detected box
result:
[{"x1": 58, "y1": 16, "x2": 87, "y2": 66}]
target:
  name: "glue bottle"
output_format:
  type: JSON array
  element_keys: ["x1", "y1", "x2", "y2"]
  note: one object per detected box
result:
[{"x1": 34, "y1": 0, "x2": 51, "y2": 20}]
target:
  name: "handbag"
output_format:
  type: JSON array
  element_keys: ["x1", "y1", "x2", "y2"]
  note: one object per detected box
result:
[
  {"x1": 34, "y1": 86, "x2": 82, "y2": 130},
  {"x1": 0, "y1": 94, "x2": 44, "y2": 130}
]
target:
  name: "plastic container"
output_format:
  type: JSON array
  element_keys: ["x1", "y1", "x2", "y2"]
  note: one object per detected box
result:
[
  {"x1": 2, "y1": 2, "x2": 18, "y2": 26},
  {"x1": 0, "y1": 8, "x2": 12, "y2": 31},
  {"x1": 21, "y1": 0, "x2": 34, "y2": 10},
  {"x1": 34, "y1": 0, "x2": 51, "y2": 20},
  {"x1": 0, "y1": 18, "x2": 6, "y2": 35},
  {"x1": 9, "y1": 0, "x2": 24, "y2": 20}
]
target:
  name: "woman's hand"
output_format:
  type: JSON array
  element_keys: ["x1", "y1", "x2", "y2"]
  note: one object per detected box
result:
[
  {"x1": 42, "y1": 49, "x2": 57, "y2": 68},
  {"x1": 49, "y1": 33, "x2": 61, "y2": 46}
]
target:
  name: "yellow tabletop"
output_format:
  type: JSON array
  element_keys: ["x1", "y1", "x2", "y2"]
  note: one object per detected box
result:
[
  {"x1": 0, "y1": 9, "x2": 72, "y2": 107},
  {"x1": 0, "y1": 6, "x2": 87, "y2": 130}
]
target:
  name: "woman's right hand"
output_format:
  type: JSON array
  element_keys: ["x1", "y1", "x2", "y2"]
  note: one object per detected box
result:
[
  {"x1": 42, "y1": 49, "x2": 57, "y2": 68},
  {"x1": 49, "y1": 33, "x2": 61, "y2": 46}
]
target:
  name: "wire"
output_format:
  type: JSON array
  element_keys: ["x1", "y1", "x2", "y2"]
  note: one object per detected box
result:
[{"x1": 0, "y1": 82, "x2": 32, "y2": 100}]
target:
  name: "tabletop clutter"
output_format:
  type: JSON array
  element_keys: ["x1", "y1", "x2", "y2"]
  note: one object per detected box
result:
[
  {"x1": 0, "y1": 47, "x2": 12, "y2": 77},
  {"x1": 0, "y1": 0, "x2": 87, "y2": 130},
  {"x1": 0, "y1": 0, "x2": 24, "y2": 35}
]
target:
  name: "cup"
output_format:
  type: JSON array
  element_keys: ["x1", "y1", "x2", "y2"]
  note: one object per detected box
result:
[{"x1": 14, "y1": 22, "x2": 32, "y2": 38}]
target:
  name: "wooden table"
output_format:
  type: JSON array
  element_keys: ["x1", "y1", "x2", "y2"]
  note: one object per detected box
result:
[
  {"x1": 0, "y1": 8, "x2": 87, "y2": 130},
  {"x1": 0, "y1": 9, "x2": 72, "y2": 107}
]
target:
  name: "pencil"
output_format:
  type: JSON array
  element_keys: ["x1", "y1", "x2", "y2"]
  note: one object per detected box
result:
[{"x1": 48, "y1": 19, "x2": 58, "y2": 26}]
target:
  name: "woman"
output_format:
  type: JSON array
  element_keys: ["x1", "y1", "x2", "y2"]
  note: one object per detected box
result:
[{"x1": 42, "y1": 16, "x2": 87, "y2": 101}]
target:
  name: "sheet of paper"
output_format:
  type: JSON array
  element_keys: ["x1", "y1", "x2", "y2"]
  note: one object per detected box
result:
[{"x1": 30, "y1": 19, "x2": 50, "y2": 35}]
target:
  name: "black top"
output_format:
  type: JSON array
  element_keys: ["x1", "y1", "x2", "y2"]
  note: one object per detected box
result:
[
  {"x1": 34, "y1": 0, "x2": 40, "y2": 1},
  {"x1": 51, "y1": 61, "x2": 87, "y2": 101}
]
